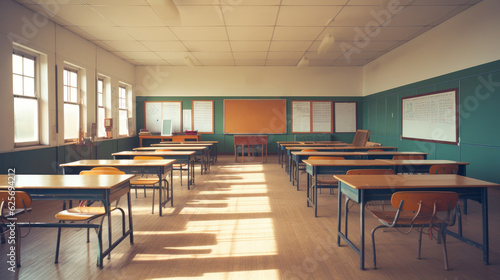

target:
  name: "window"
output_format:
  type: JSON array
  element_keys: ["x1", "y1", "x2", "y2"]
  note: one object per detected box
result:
[
  {"x1": 13, "y1": 52, "x2": 39, "y2": 145},
  {"x1": 97, "y1": 78, "x2": 106, "y2": 138},
  {"x1": 118, "y1": 85, "x2": 129, "y2": 136},
  {"x1": 63, "y1": 68, "x2": 80, "y2": 141}
]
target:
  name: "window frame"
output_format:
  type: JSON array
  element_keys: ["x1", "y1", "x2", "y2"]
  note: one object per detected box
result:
[
  {"x1": 118, "y1": 85, "x2": 129, "y2": 136},
  {"x1": 63, "y1": 67, "x2": 81, "y2": 142},
  {"x1": 97, "y1": 77, "x2": 106, "y2": 139},
  {"x1": 12, "y1": 51, "x2": 40, "y2": 147}
]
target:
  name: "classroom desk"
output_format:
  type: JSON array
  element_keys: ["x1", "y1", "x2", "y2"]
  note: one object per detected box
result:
[
  {"x1": 139, "y1": 134, "x2": 201, "y2": 146},
  {"x1": 60, "y1": 159, "x2": 175, "y2": 216},
  {"x1": 285, "y1": 146, "x2": 398, "y2": 175},
  {"x1": 303, "y1": 159, "x2": 469, "y2": 217},
  {"x1": 112, "y1": 151, "x2": 196, "y2": 189},
  {"x1": 334, "y1": 174, "x2": 500, "y2": 270},
  {"x1": 157, "y1": 141, "x2": 219, "y2": 163},
  {"x1": 276, "y1": 141, "x2": 344, "y2": 166},
  {"x1": 134, "y1": 146, "x2": 210, "y2": 175},
  {"x1": 0, "y1": 174, "x2": 135, "y2": 268},
  {"x1": 290, "y1": 151, "x2": 428, "y2": 188},
  {"x1": 234, "y1": 135, "x2": 268, "y2": 163}
]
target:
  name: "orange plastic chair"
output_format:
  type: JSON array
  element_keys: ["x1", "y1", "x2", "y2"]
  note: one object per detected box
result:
[
  {"x1": 0, "y1": 191, "x2": 32, "y2": 267},
  {"x1": 156, "y1": 149, "x2": 189, "y2": 186},
  {"x1": 370, "y1": 191, "x2": 459, "y2": 270},
  {"x1": 54, "y1": 169, "x2": 127, "y2": 264},
  {"x1": 429, "y1": 164, "x2": 459, "y2": 174},
  {"x1": 346, "y1": 169, "x2": 395, "y2": 175},
  {"x1": 131, "y1": 156, "x2": 164, "y2": 214},
  {"x1": 307, "y1": 156, "x2": 345, "y2": 217},
  {"x1": 367, "y1": 149, "x2": 384, "y2": 152}
]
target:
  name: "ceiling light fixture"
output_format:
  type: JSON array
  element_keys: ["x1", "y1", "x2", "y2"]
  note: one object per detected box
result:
[
  {"x1": 147, "y1": 0, "x2": 181, "y2": 25},
  {"x1": 297, "y1": 56, "x2": 309, "y2": 69},
  {"x1": 317, "y1": 33, "x2": 335, "y2": 55}
]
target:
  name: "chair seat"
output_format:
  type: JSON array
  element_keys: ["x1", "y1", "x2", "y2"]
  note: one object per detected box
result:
[
  {"x1": 316, "y1": 178, "x2": 338, "y2": 186},
  {"x1": 55, "y1": 206, "x2": 116, "y2": 221},
  {"x1": 130, "y1": 178, "x2": 159, "y2": 185},
  {"x1": 371, "y1": 210, "x2": 440, "y2": 225}
]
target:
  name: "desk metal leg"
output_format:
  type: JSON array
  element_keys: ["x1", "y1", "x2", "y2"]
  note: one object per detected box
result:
[{"x1": 482, "y1": 188, "x2": 489, "y2": 265}]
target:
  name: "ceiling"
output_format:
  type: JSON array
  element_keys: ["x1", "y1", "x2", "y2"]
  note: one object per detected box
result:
[{"x1": 14, "y1": 0, "x2": 482, "y2": 67}]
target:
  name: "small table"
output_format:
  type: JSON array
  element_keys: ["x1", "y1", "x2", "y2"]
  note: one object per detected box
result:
[
  {"x1": 0, "y1": 174, "x2": 135, "y2": 268},
  {"x1": 60, "y1": 159, "x2": 175, "y2": 216},
  {"x1": 234, "y1": 135, "x2": 268, "y2": 163},
  {"x1": 112, "y1": 151, "x2": 196, "y2": 189},
  {"x1": 334, "y1": 174, "x2": 500, "y2": 270}
]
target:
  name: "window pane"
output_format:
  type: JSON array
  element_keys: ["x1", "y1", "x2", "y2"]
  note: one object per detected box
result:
[
  {"x1": 70, "y1": 87, "x2": 78, "y2": 103},
  {"x1": 64, "y1": 103, "x2": 80, "y2": 140},
  {"x1": 13, "y1": 75, "x2": 23, "y2": 95},
  {"x1": 98, "y1": 80, "x2": 103, "y2": 93},
  {"x1": 70, "y1": 71, "x2": 77, "y2": 86},
  {"x1": 24, "y1": 76, "x2": 35, "y2": 96},
  {"x1": 119, "y1": 110, "x2": 128, "y2": 136},
  {"x1": 13, "y1": 54, "x2": 23, "y2": 75},
  {"x1": 98, "y1": 107, "x2": 106, "y2": 138},
  {"x1": 63, "y1": 70, "x2": 68, "y2": 85},
  {"x1": 98, "y1": 92, "x2": 103, "y2": 107},
  {"x1": 14, "y1": 98, "x2": 38, "y2": 143},
  {"x1": 23, "y1": 57, "x2": 35, "y2": 77}
]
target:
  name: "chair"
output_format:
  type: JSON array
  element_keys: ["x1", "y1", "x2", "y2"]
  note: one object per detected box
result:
[
  {"x1": 367, "y1": 149, "x2": 384, "y2": 152},
  {"x1": 294, "y1": 149, "x2": 317, "y2": 184},
  {"x1": 0, "y1": 191, "x2": 32, "y2": 268},
  {"x1": 156, "y1": 149, "x2": 189, "y2": 186},
  {"x1": 429, "y1": 164, "x2": 459, "y2": 175},
  {"x1": 131, "y1": 156, "x2": 164, "y2": 214},
  {"x1": 307, "y1": 156, "x2": 345, "y2": 217},
  {"x1": 392, "y1": 155, "x2": 425, "y2": 160},
  {"x1": 54, "y1": 169, "x2": 127, "y2": 264},
  {"x1": 370, "y1": 191, "x2": 459, "y2": 270}
]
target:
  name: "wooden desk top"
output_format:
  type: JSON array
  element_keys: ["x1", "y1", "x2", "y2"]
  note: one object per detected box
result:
[
  {"x1": 133, "y1": 146, "x2": 207, "y2": 151},
  {"x1": 334, "y1": 174, "x2": 500, "y2": 190},
  {"x1": 60, "y1": 159, "x2": 176, "y2": 167},
  {"x1": 303, "y1": 159, "x2": 468, "y2": 167},
  {"x1": 0, "y1": 174, "x2": 134, "y2": 190},
  {"x1": 113, "y1": 151, "x2": 196, "y2": 156},
  {"x1": 292, "y1": 151, "x2": 428, "y2": 156},
  {"x1": 159, "y1": 141, "x2": 219, "y2": 144},
  {"x1": 281, "y1": 143, "x2": 349, "y2": 147},
  {"x1": 151, "y1": 143, "x2": 213, "y2": 147},
  {"x1": 286, "y1": 146, "x2": 397, "y2": 151}
]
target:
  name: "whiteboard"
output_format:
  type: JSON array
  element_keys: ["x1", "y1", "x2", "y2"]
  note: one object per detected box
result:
[
  {"x1": 192, "y1": 100, "x2": 214, "y2": 134},
  {"x1": 312, "y1": 101, "x2": 332, "y2": 132},
  {"x1": 402, "y1": 89, "x2": 458, "y2": 144},
  {"x1": 334, "y1": 102, "x2": 357, "y2": 133},
  {"x1": 144, "y1": 101, "x2": 182, "y2": 134},
  {"x1": 291, "y1": 101, "x2": 311, "y2": 133}
]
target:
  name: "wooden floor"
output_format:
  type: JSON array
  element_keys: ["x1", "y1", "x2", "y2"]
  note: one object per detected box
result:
[{"x1": 2, "y1": 155, "x2": 500, "y2": 280}]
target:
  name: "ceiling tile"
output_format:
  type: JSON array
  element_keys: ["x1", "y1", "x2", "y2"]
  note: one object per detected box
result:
[
  {"x1": 267, "y1": 52, "x2": 303, "y2": 60},
  {"x1": 119, "y1": 51, "x2": 162, "y2": 60},
  {"x1": 235, "y1": 60, "x2": 267, "y2": 66},
  {"x1": 102, "y1": 40, "x2": 149, "y2": 52},
  {"x1": 269, "y1": 41, "x2": 313, "y2": 52},
  {"x1": 183, "y1": 41, "x2": 231, "y2": 52},
  {"x1": 272, "y1": 27, "x2": 324, "y2": 40},
  {"x1": 176, "y1": 6, "x2": 224, "y2": 26},
  {"x1": 142, "y1": 41, "x2": 187, "y2": 52},
  {"x1": 192, "y1": 51, "x2": 234, "y2": 60},
  {"x1": 79, "y1": 26, "x2": 135, "y2": 41},
  {"x1": 55, "y1": 6, "x2": 115, "y2": 26},
  {"x1": 223, "y1": 6, "x2": 279, "y2": 26},
  {"x1": 171, "y1": 27, "x2": 228, "y2": 40},
  {"x1": 232, "y1": 52, "x2": 268, "y2": 60},
  {"x1": 388, "y1": 6, "x2": 459, "y2": 26},
  {"x1": 122, "y1": 27, "x2": 178, "y2": 41},
  {"x1": 227, "y1": 27, "x2": 274, "y2": 41},
  {"x1": 91, "y1": 6, "x2": 165, "y2": 26},
  {"x1": 282, "y1": 0, "x2": 348, "y2": 5},
  {"x1": 230, "y1": 41, "x2": 271, "y2": 51},
  {"x1": 277, "y1": 6, "x2": 343, "y2": 26}
]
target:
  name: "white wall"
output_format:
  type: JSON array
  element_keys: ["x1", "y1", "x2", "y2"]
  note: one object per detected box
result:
[
  {"x1": 363, "y1": 0, "x2": 500, "y2": 96},
  {"x1": 135, "y1": 66, "x2": 362, "y2": 97},
  {"x1": 0, "y1": 0, "x2": 135, "y2": 153}
]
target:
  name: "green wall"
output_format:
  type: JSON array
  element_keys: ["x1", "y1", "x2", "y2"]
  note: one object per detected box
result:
[
  {"x1": 0, "y1": 137, "x2": 138, "y2": 174},
  {"x1": 136, "y1": 96, "x2": 364, "y2": 154},
  {"x1": 363, "y1": 60, "x2": 500, "y2": 183}
]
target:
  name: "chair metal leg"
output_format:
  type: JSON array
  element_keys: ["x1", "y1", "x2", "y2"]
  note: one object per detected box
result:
[
  {"x1": 417, "y1": 225, "x2": 423, "y2": 259},
  {"x1": 55, "y1": 222, "x2": 62, "y2": 264},
  {"x1": 441, "y1": 224, "x2": 449, "y2": 270},
  {"x1": 371, "y1": 225, "x2": 386, "y2": 269}
]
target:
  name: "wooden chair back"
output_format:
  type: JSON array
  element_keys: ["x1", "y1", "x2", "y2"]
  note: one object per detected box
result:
[
  {"x1": 367, "y1": 149, "x2": 384, "y2": 152},
  {"x1": 301, "y1": 149, "x2": 317, "y2": 152},
  {"x1": 392, "y1": 155, "x2": 425, "y2": 160},
  {"x1": 91, "y1": 167, "x2": 121, "y2": 172},
  {"x1": 346, "y1": 169, "x2": 395, "y2": 175},
  {"x1": 133, "y1": 156, "x2": 163, "y2": 160},
  {"x1": 429, "y1": 164, "x2": 459, "y2": 174},
  {"x1": 307, "y1": 156, "x2": 344, "y2": 161},
  {"x1": 391, "y1": 191, "x2": 458, "y2": 213},
  {"x1": 0, "y1": 190, "x2": 32, "y2": 210},
  {"x1": 80, "y1": 170, "x2": 125, "y2": 175}
]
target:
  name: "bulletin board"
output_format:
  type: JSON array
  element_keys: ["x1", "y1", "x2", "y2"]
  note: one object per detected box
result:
[
  {"x1": 291, "y1": 101, "x2": 333, "y2": 133},
  {"x1": 144, "y1": 101, "x2": 182, "y2": 134},
  {"x1": 192, "y1": 100, "x2": 214, "y2": 134},
  {"x1": 401, "y1": 89, "x2": 458, "y2": 144},
  {"x1": 224, "y1": 99, "x2": 287, "y2": 134},
  {"x1": 334, "y1": 102, "x2": 357, "y2": 133}
]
